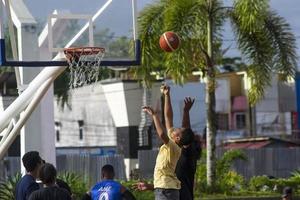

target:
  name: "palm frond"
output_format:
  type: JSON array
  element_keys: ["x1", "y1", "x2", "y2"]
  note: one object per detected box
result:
[
  {"x1": 0, "y1": 173, "x2": 22, "y2": 200},
  {"x1": 230, "y1": 8, "x2": 274, "y2": 104},
  {"x1": 233, "y1": 0, "x2": 269, "y2": 33},
  {"x1": 264, "y1": 11, "x2": 297, "y2": 79},
  {"x1": 134, "y1": 1, "x2": 166, "y2": 85}
]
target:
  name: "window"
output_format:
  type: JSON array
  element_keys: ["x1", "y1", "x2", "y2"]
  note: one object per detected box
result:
[
  {"x1": 217, "y1": 114, "x2": 229, "y2": 130},
  {"x1": 235, "y1": 113, "x2": 246, "y2": 129},
  {"x1": 54, "y1": 122, "x2": 61, "y2": 142},
  {"x1": 78, "y1": 120, "x2": 84, "y2": 140},
  {"x1": 56, "y1": 130, "x2": 60, "y2": 142}
]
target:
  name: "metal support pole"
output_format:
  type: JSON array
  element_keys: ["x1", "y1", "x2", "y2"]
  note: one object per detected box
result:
[
  {"x1": 4, "y1": 0, "x2": 21, "y2": 92},
  {"x1": 0, "y1": 66, "x2": 66, "y2": 132},
  {"x1": 0, "y1": 0, "x2": 3, "y2": 39},
  {"x1": 0, "y1": 76, "x2": 55, "y2": 160},
  {"x1": 131, "y1": 0, "x2": 138, "y2": 41}
]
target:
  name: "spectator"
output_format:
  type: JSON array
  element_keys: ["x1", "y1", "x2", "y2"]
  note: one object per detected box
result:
[
  {"x1": 28, "y1": 163, "x2": 71, "y2": 200},
  {"x1": 16, "y1": 151, "x2": 43, "y2": 200},
  {"x1": 83, "y1": 164, "x2": 136, "y2": 200}
]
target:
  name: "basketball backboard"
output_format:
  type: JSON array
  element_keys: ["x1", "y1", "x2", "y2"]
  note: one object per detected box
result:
[{"x1": 0, "y1": 0, "x2": 143, "y2": 67}]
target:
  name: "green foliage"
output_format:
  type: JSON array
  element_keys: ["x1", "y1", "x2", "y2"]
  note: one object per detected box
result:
[
  {"x1": 233, "y1": 0, "x2": 269, "y2": 33},
  {"x1": 0, "y1": 173, "x2": 22, "y2": 200},
  {"x1": 196, "y1": 150, "x2": 247, "y2": 194},
  {"x1": 248, "y1": 171, "x2": 300, "y2": 195},
  {"x1": 120, "y1": 180, "x2": 154, "y2": 200},
  {"x1": 248, "y1": 176, "x2": 272, "y2": 192},
  {"x1": 57, "y1": 171, "x2": 88, "y2": 200}
]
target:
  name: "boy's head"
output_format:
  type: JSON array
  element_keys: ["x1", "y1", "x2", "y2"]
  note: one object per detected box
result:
[
  {"x1": 39, "y1": 163, "x2": 57, "y2": 185},
  {"x1": 22, "y1": 151, "x2": 42, "y2": 173},
  {"x1": 101, "y1": 164, "x2": 115, "y2": 180},
  {"x1": 171, "y1": 128, "x2": 194, "y2": 146},
  {"x1": 282, "y1": 187, "x2": 292, "y2": 200}
]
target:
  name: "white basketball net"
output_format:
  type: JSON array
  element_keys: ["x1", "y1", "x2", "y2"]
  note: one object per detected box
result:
[{"x1": 64, "y1": 47, "x2": 105, "y2": 88}]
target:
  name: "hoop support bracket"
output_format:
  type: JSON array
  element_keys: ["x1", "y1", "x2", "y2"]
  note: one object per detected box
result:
[{"x1": 0, "y1": 39, "x2": 141, "y2": 67}]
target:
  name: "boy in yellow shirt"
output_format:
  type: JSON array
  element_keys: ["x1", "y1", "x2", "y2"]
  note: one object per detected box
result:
[{"x1": 142, "y1": 85, "x2": 194, "y2": 200}]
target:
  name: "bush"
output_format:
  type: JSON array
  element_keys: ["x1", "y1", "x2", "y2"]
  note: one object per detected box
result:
[
  {"x1": 195, "y1": 149, "x2": 247, "y2": 194},
  {"x1": 248, "y1": 176, "x2": 272, "y2": 192},
  {"x1": 58, "y1": 171, "x2": 88, "y2": 200},
  {"x1": 248, "y1": 175, "x2": 300, "y2": 195},
  {"x1": 0, "y1": 173, "x2": 21, "y2": 200}
]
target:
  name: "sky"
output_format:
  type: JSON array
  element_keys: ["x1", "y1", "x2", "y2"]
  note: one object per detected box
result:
[
  {"x1": 22, "y1": 0, "x2": 300, "y2": 61},
  {"x1": 139, "y1": 0, "x2": 300, "y2": 58}
]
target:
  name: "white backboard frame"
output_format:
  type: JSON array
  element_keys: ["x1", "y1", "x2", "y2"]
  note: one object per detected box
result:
[{"x1": 48, "y1": 13, "x2": 94, "y2": 52}]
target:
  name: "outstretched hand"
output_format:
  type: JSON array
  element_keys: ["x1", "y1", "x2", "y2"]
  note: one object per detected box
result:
[
  {"x1": 142, "y1": 106, "x2": 156, "y2": 116},
  {"x1": 184, "y1": 97, "x2": 195, "y2": 112},
  {"x1": 160, "y1": 84, "x2": 170, "y2": 95},
  {"x1": 133, "y1": 182, "x2": 153, "y2": 191}
]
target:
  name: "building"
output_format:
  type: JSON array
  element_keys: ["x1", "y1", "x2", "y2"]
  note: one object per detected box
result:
[
  {"x1": 214, "y1": 71, "x2": 297, "y2": 143},
  {"x1": 54, "y1": 79, "x2": 207, "y2": 152}
]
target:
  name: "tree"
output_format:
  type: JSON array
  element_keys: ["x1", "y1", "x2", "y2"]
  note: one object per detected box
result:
[{"x1": 137, "y1": 0, "x2": 297, "y2": 188}]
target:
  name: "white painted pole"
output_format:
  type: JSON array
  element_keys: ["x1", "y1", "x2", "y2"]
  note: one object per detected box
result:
[
  {"x1": 88, "y1": 18, "x2": 94, "y2": 47},
  {"x1": 0, "y1": 0, "x2": 3, "y2": 39},
  {"x1": 0, "y1": 76, "x2": 54, "y2": 160},
  {"x1": 4, "y1": 0, "x2": 21, "y2": 93},
  {"x1": 0, "y1": 66, "x2": 67, "y2": 132},
  {"x1": 131, "y1": 0, "x2": 137, "y2": 41},
  {"x1": 0, "y1": 119, "x2": 14, "y2": 146}
]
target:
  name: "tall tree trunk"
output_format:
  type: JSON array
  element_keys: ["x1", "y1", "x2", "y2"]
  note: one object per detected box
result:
[{"x1": 206, "y1": 4, "x2": 217, "y2": 188}]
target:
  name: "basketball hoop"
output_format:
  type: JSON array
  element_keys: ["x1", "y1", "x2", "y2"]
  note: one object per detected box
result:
[{"x1": 63, "y1": 47, "x2": 105, "y2": 88}]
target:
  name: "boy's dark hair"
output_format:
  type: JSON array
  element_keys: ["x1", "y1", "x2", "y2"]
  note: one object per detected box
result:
[
  {"x1": 39, "y1": 163, "x2": 57, "y2": 184},
  {"x1": 22, "y1": 151, "x2": 42, "y2": 172},
  {"x1": 101, "y1": 164, "x2": 115, "y2": 178},
  {"x1": 179, "y1": 128, "x2": 195, "y2": 146},
  {"x1": 282, "y1": 186, "x2": 293, "y2": 198}
]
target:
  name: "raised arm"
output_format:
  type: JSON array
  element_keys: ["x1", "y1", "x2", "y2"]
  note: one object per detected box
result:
[
  {"x1": 143, "y1": 106, "x2": 169, "y2": 144},
  {"x1": 161, "y1": 85, "x2": 173, "y2": 131},
  {"x1": 133, "y1": 182, "x2": 154, "y2": 191},
  {"x1": 182, "y1": 97, "x2": 195, "y2": 128}
]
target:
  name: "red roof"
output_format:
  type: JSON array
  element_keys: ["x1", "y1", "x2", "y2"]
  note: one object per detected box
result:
[
  {"x1": 223, "y1": 141, "x2": 271, "y2": 149},
  {"x1": 221, "y1": 136, "x2": 300, "y2": 149}
]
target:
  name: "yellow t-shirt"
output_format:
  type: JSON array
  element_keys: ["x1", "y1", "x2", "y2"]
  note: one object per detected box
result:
[{"x1": 153, "y1": 128, "x2": 181, "y2": 189}]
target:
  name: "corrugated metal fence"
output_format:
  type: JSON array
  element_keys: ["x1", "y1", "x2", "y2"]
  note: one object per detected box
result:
[
  {"x1": 0, "y1": 154, "x2": 126, "y2": 186},
  {"x1": 138, "y1": 148, "x2": 300, "y2": 179},
  {"x1": 2, "y1": 148, "x2": 300, "y2": 182}
]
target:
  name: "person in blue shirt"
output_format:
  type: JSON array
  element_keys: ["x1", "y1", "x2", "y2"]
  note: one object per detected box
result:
[
  {"x1": 16, "y1": 151, "x2": 43, "y2": 200},
  {"x1": 82, "y1": 164, "x2": 136, "y2": 200}
]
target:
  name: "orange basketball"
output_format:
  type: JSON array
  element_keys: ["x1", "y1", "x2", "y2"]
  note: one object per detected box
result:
[{"x1": 159, "y1": 31, "x2": 180, "y2": 52}]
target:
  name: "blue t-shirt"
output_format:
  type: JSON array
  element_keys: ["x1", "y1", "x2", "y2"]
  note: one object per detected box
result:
[
  {"x1": 16, "y1": 174, "x2": 40, "y2": 200},
  {"x1": 90, "y1": 180, "x2": 122, "y2": 200}
]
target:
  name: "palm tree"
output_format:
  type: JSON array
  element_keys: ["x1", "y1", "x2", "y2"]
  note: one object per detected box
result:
[{"x1": 136, "y1": 0, "x2": 297, "y2": 188}]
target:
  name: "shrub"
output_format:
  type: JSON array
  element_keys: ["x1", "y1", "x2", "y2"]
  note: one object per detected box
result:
[
  {"x1": 217, "y1": 171, "x2": 245, "y2": 195},
  {"x1": 195, "y1": 149, "x2": 247, "y2": 194},
  {"x1": 57, "y1": 171, "x2": 88, "y2": 200},
  {"x1": 0, "y1": 173, "x2": 22, "y2": 200},
  {"x1": 248, "y1": 176, "x2": 272, "y2": 192}
]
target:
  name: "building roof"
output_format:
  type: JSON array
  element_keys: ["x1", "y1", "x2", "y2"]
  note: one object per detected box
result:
[{"x1": 222, "y1": 136, "x2": 300, "y2": 149}]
